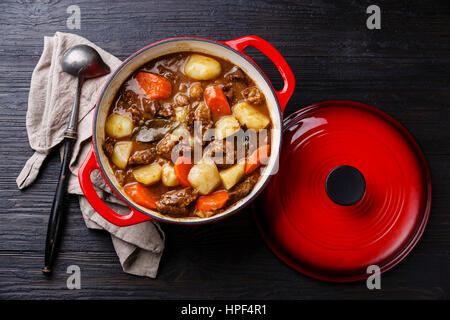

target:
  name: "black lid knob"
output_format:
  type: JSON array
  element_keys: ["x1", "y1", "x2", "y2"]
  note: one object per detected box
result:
[{"x1": 325, "y1": 165, "x2": 366, "y2": 206}]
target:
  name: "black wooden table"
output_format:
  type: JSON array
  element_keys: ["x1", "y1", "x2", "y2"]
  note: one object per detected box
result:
[{"x1": 0, "y1": 0, "x2": 449, "y2": 300}]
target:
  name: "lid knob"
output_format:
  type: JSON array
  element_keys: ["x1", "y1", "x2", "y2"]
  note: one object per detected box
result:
[{"x1": 325, "y1": 165, "x2": 366, "y2": 206}]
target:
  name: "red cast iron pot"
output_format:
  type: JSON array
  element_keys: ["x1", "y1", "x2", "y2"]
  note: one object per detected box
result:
[{"x1": 78, "y1": 36, "x2": 295, "y2": 226}]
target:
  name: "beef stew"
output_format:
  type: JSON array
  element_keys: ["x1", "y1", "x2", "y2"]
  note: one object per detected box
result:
[{"x1": 103, "y1": 52, "x2": 272, "y2": 218}]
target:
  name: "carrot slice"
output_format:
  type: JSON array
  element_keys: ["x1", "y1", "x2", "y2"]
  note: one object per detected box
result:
[
  {"x1": 174, "y1": 156, "x2": 193, "y2": 187},
  {"x1": 204, "y1": 85, "x2": 231, "y2": 115},
  {"x1": 124, "y1": 183, "x2": 157, "y2": 209},
  {"x1": 136, "y1": 72, "x2": 172, "y2": 100},
  {"x1": 245, "y1": 145, "x2": 271, "y2": 175},
  {"x1": 196, "y1": 190, "x2": 229, "y2": 212}
]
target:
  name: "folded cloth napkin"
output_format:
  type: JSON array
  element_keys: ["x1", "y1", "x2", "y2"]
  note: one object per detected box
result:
[{"x1": 16, "y1": 32, "x2": 165, "y2": 278}]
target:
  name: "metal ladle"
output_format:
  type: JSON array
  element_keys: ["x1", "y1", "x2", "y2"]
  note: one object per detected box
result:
[{"x1": 43, "y1": 45, "x2": 110, "y2": 274}]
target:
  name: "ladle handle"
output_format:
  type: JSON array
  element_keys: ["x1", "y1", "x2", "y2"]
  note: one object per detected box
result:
[
  {"x1": 43, "y1": 138, "x2": 75, "y2": 274},
  {"x1": 43, "y1": 76, "x2": 82, "y2": 274}
]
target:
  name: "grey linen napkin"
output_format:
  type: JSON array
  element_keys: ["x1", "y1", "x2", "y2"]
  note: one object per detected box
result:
[{"x1": 16, "y1": 32, "x2": 164, "y2": 278}]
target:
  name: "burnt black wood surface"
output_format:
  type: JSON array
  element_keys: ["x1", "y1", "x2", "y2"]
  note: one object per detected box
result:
[{"x1": 0, "y1": 0, "x2": 449, "y2": 299}]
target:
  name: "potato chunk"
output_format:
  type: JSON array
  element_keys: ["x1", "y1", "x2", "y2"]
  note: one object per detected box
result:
[
  {"x1": 184, "y1": 54, "x2": 221, "y2": 80},
  {"x1": 219, "y1": 161, "x2": 245, "y2": 190},
  {"x1": 161, "y1": 163, "x2": 180, "y2": 187},
  {"x1": 111, "y1": 141, "x2": 133, "y2": 169},
  {"x1": 105, "y1": 113, "x2": 134, "y2": 138},
  {"x1": 232, "y1": 102, "x2": 270, "y2": 131},
  {"x1": 187, "y1": 158, "x2": 221, "y2": 195},
  {"x1": 132, "y1": 163, "x2": 162, "y2": 186},
  {"x1": 215, "y1": 115, "x2": 241, "y2": 140}
]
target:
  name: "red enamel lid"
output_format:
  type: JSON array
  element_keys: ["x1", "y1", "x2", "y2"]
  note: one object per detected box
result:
[{"x1": 254, "y1": 100, "x2": 431, "y2": 282}]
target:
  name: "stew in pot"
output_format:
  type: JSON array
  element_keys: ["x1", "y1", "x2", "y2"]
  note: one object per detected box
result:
[{"x1": 103, "y1": 52, "x2": 272, "y2": 218}]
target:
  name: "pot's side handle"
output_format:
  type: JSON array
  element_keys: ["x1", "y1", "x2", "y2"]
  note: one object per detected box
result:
[
  {"x1": 223, "y1": 35, "x2": 295, "y2": 115},
  {"x1": 78, "y1": 147, "x2": 152, "y2": 226}
]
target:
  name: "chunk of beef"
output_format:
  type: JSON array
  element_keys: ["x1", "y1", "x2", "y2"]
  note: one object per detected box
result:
[
  {"x1": 194, "y1": 101, "x2": 211, "y2": 123},
  {"x1": 186, "y1": 105, "x2": 195, "y2": 130},
  {"x1": 158, "y1": 187, "x2": 199, "y2": 208},
  {"x1": 186, "y1": 101, "x2": 210, "y2": 130},
  {"x1": 225, "y1": 66, "x2": 247, "y2": 83},
  {"x1": 158, "y1": 106, "x2": 173, "y2": 118},
  {"x1": 142, "y1": 99, "x2": 159, "y2": 118},
  {"x1": 156, "y1": 187, "x2": 199, "y2": 216},
  {"x1": 198, "y1": 122, "x2": 213, "y2": 146},
  {"x1": 203, "y1": 139, "x2": 236, "y2": 168},
  {"x1": 122, "y1": 89, "x2": 139, "y2": 106},
  {"x1": 192, "y1": 102, "x2": 213, "y2": 145},
  {"x1": 103, "y1": 137, "x2": 116, "y2": 158},
  {"x1": 156, "y1": 204, "x2": 188, "y2": 216},
  {"x1": 222, "y1": 83, "x2": 234, "y2": 104},
  {"x1": 156, "y1": 65, "x2": 177, "y2": 82},
  {"x1": 157, "y1": 133, "x2": 182, "y2": 160},
  {"x1": 242, "y1": 86, "x2": 264, "y2": 105},
  {"x1": 189, "y1": 83, "x2": 203, "y2": 100},
  {"x1": 142, "y1": 98, "x2": 175, "y2": 119},
  {"x1": 128, "y1": 104, "x2": 144, "y2": 126},
  {"x1": 127, "y1": 98, "x2": 159, "y2": 125},
  {"x1": 227, "y1": 173, "x2": 260, "y2": 205},
  {"x1": 114, "y1": 170, "x2": 126, "y2": 186},
  {"x1": 128, "y1": 147, "x2": 157, "y2": 165},
  {"x1": 116, "y1": 99, "x2": 128, "y2": 110},
  {"x1": 156, "y1": 103, "x2": 175, "y2": 118},
  {"x1": 175, "y1": 93, "x2": 189, "y2": 107}
]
